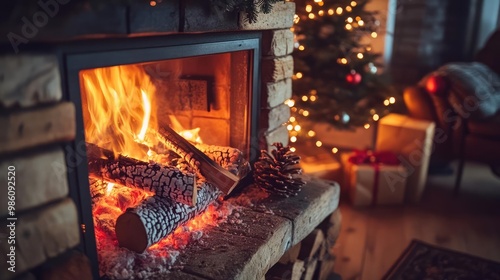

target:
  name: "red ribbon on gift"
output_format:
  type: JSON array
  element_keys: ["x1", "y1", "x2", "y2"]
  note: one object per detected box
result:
[{"x1": 348, "y1": 150, "x2": 400, "y2": 206}]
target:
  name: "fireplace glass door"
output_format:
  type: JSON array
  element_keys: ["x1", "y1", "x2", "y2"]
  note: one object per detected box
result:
[{"x1": 64, "y1": 33, "x2": 260, "y2": 278}]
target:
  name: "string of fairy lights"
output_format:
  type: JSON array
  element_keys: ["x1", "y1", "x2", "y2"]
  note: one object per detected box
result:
[{"x1": 285, "y1": 0, "x2": 397, "y2": 154}]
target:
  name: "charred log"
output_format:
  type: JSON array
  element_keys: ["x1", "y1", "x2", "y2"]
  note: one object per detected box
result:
[
  {"x1": 195, "y1": 143, "x2": 251, "y2": 178},
  {"x1": 89, "y1": 178, "x2": 108, "y2": 203},
  {"x1": 149, "y1": 126, "x2": 240, "y2": 195},
  {"x1": 115, "y1": 183, "x2": 221, "y2": 253},
  {"x1": 86, "y1": 143, "x2": 197, "y2": 206}
]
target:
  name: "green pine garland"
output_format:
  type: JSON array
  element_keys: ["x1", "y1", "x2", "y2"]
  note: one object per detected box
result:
[{"x1": 216, "y1": 0, "x2": 283, "y2": 22}]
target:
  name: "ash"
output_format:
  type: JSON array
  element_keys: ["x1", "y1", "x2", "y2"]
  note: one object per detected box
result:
[{"x1": 229, "y1": 184, "x2": 275, "y2": 214}]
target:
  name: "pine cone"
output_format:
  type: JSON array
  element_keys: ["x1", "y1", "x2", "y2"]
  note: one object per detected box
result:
[{"x1": 253, "y1": 142, "x2": 306, "y2": 197}]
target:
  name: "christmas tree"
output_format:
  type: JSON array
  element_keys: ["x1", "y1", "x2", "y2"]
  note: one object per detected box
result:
[{"x1": 289, "y1": 0, "x2": 397, "y2": 150}]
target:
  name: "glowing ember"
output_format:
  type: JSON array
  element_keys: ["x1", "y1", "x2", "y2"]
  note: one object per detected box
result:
[
  {"x1": 105, "y1": 183, "x2": 115, "y2": 196},
  {"x1": 177, "y1": 127, "x2": 202, "y2": 144},
  {"x1": 91, "y1": 179, "x2": 237, "y2": 279}
]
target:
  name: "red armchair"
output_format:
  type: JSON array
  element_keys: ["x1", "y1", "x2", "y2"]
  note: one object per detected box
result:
[{"x1": 403, "y1": 30, "x2": 500, "y2": 194}]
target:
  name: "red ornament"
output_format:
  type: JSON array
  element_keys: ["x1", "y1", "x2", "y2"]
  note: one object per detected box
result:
[
  {"x1": 346, "y1": 70, "x2": 362, "y2": 85},
  {"x1": 425, "y1": 74, "x2": 448, "y2": 96}
]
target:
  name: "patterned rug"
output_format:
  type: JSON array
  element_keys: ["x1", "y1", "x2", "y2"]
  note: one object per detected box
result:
[{"x1": 383, "y1": 240, "x2": 500, "y2": 280}]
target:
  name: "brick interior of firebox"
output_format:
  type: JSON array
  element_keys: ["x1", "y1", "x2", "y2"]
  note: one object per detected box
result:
[
  {"x1": 0, "y1": 2, "x2": 342, "y2": 280},
  {"x1": 79, "y1": 51, "x2": 250, "y2": 156},
  {"x1": 149, "y1": 52, "x2": 246, "y2": 147}
]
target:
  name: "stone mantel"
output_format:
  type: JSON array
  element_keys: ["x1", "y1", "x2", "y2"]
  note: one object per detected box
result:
[{"x1": 0, "y1": 1, "x2": 295, "y2": 53}]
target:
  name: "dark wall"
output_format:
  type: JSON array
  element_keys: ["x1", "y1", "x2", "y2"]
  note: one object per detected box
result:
[{"x1": 389, "y1": 0, "x2": 480, "y2": 86}]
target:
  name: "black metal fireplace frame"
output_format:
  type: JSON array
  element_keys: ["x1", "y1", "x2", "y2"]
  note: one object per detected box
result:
[{"x1": 58, "y1": 32, "x2": 261, "y2": 279}]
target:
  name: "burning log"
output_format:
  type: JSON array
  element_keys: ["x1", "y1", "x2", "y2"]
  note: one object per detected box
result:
[
  {"x1": 86, "y1": 143, "x2": 197, "y2": 206},
  {"x1": 115, "y1": 183, "x2": 221, "y2": 253},
  {"x1": 150, "y1": 126, "x2": 240, "y2": 195},
  {"x1": 89, "y1": 178, "x2": 108, "y2": 203},
  {"x1": 195, "y1": 143, "x2": 251, "y2": 178}
]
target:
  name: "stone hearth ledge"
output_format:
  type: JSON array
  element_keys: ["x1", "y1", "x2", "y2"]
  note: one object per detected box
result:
[{"x1": 165, "y1": 176, "x2": 340, "y2": 280}]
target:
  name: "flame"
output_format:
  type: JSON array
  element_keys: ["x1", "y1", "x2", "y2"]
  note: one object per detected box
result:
[
  {"x1": 105, "y1": 183, "x2": 115, "y2": 196},
  {"x1": 80, "y1": 65, "x2": 157, "y2": 160},
  {"x1": 82, "y1": 63, "x2": 222, "y2": 259},
  {"x1": 137, "y1": 90, "x2": 151, "y2": 142},
  {"x1": 166, "y1": 115, "x2": 202, "y2": 144},
  {"x1": 178, "y1": 128, "x2": 202, "y2": 144}
]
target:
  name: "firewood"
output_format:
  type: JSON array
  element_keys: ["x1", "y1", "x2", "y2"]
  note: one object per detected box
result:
[
  {"x1": 315, "y1": 257, "x2": 336, "y2": 280},
  {"x1": 88, "y1": 178, "x2": 108, "y2": 202},
  {"x1": 195, "y1": 143, "x2": 251, "y2": 177},
  {"x1": 319, "y1": 239, "x2": 327, "y2": 261},
  {"x1": 302, "y1": 259, "x2": 318, "y2": 280},
  {"x1": 292, "y1": 261, "x2": 305, "y2": 280},
  {"x1": 279, "y1": 242, "x2": 302, "y2": 264},
  {"x1": 115, "y1": 183, "x2": 221, "y2": 253},
  {"x1": 298, "y1": 229, "x2": 325, "y2": 261},
  {"x1": 151, "y1": 126, "x2": 240, "y2": 195},
  {"x1": 318, "y1": 209, "x2": 342, "y2": 256},
  {"x1": 266, "y1": 260, "x2": 304, "y2": 280},
  {"x1": 85, "y1": 143, "x2": 197, "y2": 206}
]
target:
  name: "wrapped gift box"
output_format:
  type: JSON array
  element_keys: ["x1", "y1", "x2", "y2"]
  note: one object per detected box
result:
[
  {"x1": 300, "y1": 152, "x2": 342, "y2": 182},
  {"x1": 376, "y1": 114, "x2": 436, "y2": 203},
  {"x1": 313, "y1": 122, "x2": 376, "y2": 150},
  {"x1": 341, "y1": 152, "x2": 407, "y2": 207}
]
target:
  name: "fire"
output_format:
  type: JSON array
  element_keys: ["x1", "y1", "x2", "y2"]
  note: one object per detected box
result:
[
  {"x1": 178, "y1": 127, "x2": 202, "y2": 144},
  {"x1": 137, "y1": 90, "x2": 151, "y2": 142},
  {"x1": 82, "y1": 63, "x2": 222, "y2": 263},
  {"x1": 168, "y1": 116, "x2": 203, "y2": 144},
  {"x1": 92, "y1": 179, "x2": 226, "y2": 253},
  {"x1": 105, "y1": 183, "x2": 115, "y2": 196},
  {"x1": 80, "y1": 65, "x2": 157, "y2": 160}
]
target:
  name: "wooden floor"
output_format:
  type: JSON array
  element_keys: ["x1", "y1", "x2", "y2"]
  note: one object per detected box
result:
[{"x1": 331, "y1": 161, "x2": 500, "y2": 280}]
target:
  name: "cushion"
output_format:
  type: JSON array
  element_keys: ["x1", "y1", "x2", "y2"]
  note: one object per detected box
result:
[{"x1": 427, "y1": 62, "x2": 500, "y2": 121}]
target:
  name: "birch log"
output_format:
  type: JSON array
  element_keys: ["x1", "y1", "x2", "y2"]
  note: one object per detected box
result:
[
  {"x1": 86, "y1": 143, "x2": 197, "y2": 206},
  {"x1": 194, "y1": 143, "x2": 251, "y2": 178},
  {"x1": 115, "y1": 183, "x2": 221, "y2": 253},
  {"x1": 151, "y1": 126, "x2": 240, "y2": 195}
]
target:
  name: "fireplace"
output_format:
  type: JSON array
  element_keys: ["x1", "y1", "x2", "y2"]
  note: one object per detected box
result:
[
  {"x1": 64, "y1": 33, "x2": 261, "y2": 277},
  {"x1": 0, "y1": 2, "x2": 340, "y2": 280},
  {"x1": 67, "y1": 33, "x2": 260, "y2": 153}
]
